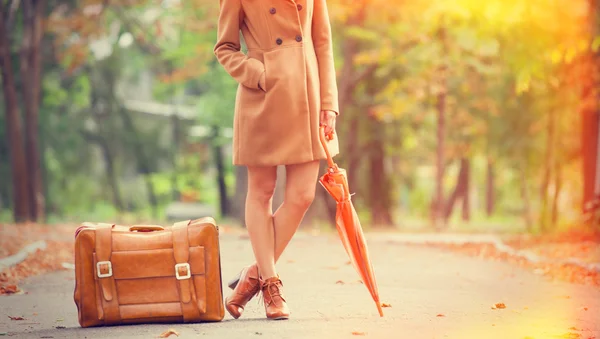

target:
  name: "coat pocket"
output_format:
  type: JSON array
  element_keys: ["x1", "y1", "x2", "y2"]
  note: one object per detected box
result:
[{"x1": 263, "y1": 46, "x2": 309, "y2": 117}]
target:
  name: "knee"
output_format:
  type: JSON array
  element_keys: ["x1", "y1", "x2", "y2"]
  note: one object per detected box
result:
[
  {"x1": 286, "y1": 188, "x2": 316, "y2": 210},
  {"x1": 248, "y1": 181, "x2": 276, "y2": 205}
]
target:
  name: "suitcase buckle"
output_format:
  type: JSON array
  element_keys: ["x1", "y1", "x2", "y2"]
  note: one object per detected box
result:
[
  {"x1": 175, "y1": 263, "x2": 191, "y2": 280},
  {"x1": 96, "y1": 261, "x2": 113, "y2": 278}
]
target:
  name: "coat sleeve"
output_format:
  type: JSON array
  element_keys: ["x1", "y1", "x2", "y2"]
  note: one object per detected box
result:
[
  {"x1": 312, "y1": 0, "x2": 339, "y2": 115},
  {"x1": 214, "y1": 0, "x2": 264, "y2": 90}
]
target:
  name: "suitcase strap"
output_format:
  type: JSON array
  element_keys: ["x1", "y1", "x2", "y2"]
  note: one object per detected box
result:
[
  {"x1": 96, "y1": 225, "x2": 121, "y2": 325},
  {"x1": 172, "y1": 220, "x2": 203, "y2": 322}
]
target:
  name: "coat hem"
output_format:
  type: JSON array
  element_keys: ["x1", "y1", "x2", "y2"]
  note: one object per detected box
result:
[{"x1": 232, "y1": 150, "x2": 338, "y2": 167}]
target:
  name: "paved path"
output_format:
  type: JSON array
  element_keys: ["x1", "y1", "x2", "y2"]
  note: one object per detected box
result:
[{"x1": 1, "y1": 232, "x2": 598, "y2": 339}]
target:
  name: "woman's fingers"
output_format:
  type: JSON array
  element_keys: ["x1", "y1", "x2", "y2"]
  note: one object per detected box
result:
[{"x1": 321, "y1": 110, "x2": 336, "y2": 137}]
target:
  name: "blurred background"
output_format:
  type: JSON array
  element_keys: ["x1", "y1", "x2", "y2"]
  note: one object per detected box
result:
[{"x1": 0, "y1": 0, "x2": 598, "y2": 234}]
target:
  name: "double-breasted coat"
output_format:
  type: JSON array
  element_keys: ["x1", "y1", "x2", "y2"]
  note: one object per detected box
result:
[{"x1": 214, "y1": 0, "x2": 340, "y2": 166}]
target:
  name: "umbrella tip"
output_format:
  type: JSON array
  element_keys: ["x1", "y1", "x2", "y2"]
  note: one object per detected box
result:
[{"x1": 377, "y1": 304, "x2": 384, "y2": 317}]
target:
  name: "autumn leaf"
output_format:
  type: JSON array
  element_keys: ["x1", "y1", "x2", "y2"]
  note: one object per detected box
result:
[
  {"x1": 436, "y1": 314, "x2": 445, "y2": 317},
  {"x1": 159, "y1": 329, "x2": 180, "y2": 338},
  {"x1": 1, "y1": 285, "x2": 19, "y2": 294},
  {"x1": 381, "y1": 303, "x2": 392, "y2": 308},
  {"x1": 8, "y1": 316, "x2": 25, "y2": 321},
  {"x1": 351, "y1": 332, "x2": 366, "y2": 336},
  {"x1": 491, "y1": 303, "x2": 506, "y2": 310}
]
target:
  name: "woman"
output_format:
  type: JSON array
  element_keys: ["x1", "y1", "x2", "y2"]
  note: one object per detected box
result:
[{"x1": 214, "y1": 0, "x2": 340, "y2": 320}]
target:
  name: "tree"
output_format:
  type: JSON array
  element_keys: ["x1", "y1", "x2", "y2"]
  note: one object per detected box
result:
[
  {"x1": 0, "y1": 2, "x2": 31, "y2": 221},
  {"x1": 20, "y1": 0, "x2": 46, "y2": 221}
]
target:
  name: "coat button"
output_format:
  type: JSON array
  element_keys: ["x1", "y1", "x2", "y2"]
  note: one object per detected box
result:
[
  {"x1": 276, "y1": 38, "x2": 283, "y2": 45},
  {"x1": 297, "y1": 4, "x2": 302, "y2": 10},
  {"x1": 295, "y1": 35, "x2": 302, "y2": 42},
  {"x1": 269, "y1": 7, "x2": 276, "y2": 14}
]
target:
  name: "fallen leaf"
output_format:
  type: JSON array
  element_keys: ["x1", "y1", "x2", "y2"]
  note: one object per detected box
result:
[
  {"x1": 255, "y1": 332, "x2": 262, "y2": 335},
  {"x1": 8, "y1": 316, "x2": 25, "y2": 321},
  {"x1": 335, "y1": 280, "x2": 345, "y2": 285},
  {"x1": 582, "y1": 307, "x2": 588, "y2": 311},
  {"x1": 55, "y1": 326, "x2": 66, "y2": 329},
  {"x1": 381, "y1": 303, "x2": 392, "y2": 308},
  {"x1": 436, "y1": 314, "x2": 445, "y2": 317},
  {"x1": 159, "y1": 329, "x2": 179, "y2": 338},
  {"x1": 2, "y1": 285, "x2": 19, "y2": 294},
  {"x1": 352, "y1": 332, "x2": 366, "y2": 336},
  {"x1": 492, "y1": 303, "x2": 506, "y2": 310}
]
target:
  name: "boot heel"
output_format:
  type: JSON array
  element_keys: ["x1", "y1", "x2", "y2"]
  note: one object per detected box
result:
[{"x1": 228, "y1": 272, "x2": 242, "y2": 290}]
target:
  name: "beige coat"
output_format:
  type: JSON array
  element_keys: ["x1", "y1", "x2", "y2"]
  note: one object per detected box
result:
[{"x1": 214, "y1": 0, "x2": 340, "y2": 166}]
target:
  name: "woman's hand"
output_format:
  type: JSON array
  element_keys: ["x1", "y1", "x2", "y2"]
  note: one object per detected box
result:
[{"x1": 320, "y1": 110, "x2": 337, "y2": 139}]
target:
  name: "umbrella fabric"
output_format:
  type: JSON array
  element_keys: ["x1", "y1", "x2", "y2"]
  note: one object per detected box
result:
[{"x1": 318, "y1": 127, "x2": 384, "y2": 317}]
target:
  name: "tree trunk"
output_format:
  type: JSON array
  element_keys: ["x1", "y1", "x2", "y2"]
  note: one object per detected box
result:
[
  {"x1": 461, "y1": 159, "x2": 470, "y2": 222},
  {"x1": 0, "y1": 5, "x2": 31, "y2": 221},
  {"x1": 211, "y1": 126, "x2": 229, "y2": 217},
  {"x1": 581, "y1": 0, "x2": 600, "y2": 211},
  {"x1": 170, "y1": 108, "x2": 182, "y2": 201},
  {"x1": 520, "y1": 167, "x2": 533, "y2": 232},
  {"x1": 273, "y1": 165, "x2": 286, "y2": 212},
  {"x1": 20, "y1": 0, "x2": 46, "y2": 221},
  {"x1": 540, "y1": 108, "x2": 555, "y2": 232},
  {"x1": 368, "y1": 117, "x2": 393, "y2": 227},
  {"x1": 551, "y1": 159, "x2": 562, "y2": 227},
  {"x1": 433, "y1": 24, "x2": 447, "y2": 230},
  {"x1": 486, "y1": 158, "x2": 495, "y2": 216},
  {"x1": 443, "y1": 158, "x2": 467, "y2": 222},
  {"x1": 232, "y1": 166, "x2": 248, "y2": 225}
]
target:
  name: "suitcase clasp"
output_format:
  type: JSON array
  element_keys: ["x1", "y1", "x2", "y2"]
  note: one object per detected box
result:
[
  {"x1": 96, "y1": 261, "x2": 113, "y2": 278},
  {"x1": 175, "y1": 263, "x2": 191, "y2": 280}
]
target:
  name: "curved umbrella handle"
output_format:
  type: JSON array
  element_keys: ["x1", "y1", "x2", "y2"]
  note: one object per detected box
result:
[{"x1": 319, "y1": 126, "x2": 336, "y2": 169}]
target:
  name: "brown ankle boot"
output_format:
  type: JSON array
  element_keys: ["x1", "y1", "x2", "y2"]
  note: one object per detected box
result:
[
  {"x1": 225, "y1": 264, "x2": 260, "y2": 319},
  {"x1": 260, "y1": 276, "x2": 290, "y2": 320}
]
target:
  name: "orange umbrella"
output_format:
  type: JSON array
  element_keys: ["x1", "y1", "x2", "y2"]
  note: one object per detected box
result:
[{"x1": 318, "y1": 127, "x2": 384, "y2": 317}]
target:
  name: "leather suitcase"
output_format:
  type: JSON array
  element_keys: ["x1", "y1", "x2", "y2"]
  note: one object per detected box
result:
[{"x1": 73, "y1": 218, "x2": 225, "y2": 327}]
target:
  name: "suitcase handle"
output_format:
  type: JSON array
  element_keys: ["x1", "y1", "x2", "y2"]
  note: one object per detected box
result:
[{"x1": 129, "y1": 225, "x2": 165, "y2": 232}]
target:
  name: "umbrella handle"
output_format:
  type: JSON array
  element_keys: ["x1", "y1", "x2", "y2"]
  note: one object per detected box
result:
[{"x1": 319, "y1": 126, "x2": 336, "y2": 169}]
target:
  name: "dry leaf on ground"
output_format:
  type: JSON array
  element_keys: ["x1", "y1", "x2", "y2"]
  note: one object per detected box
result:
[
  {"x1": 335, "y1": 280, "x2": 344, "y2": 285},
  {"x1": 381, "y1": 303, "x2": 392, "y2": 308},
  {"x1": 159, "y1": 329, "x2": 179, "y2": 338},
  {"x1": 351, "y1": 332, "x2": 366, "y2": 336},
  {"x1": 8, "y1": 316, "x2": 25, "y2": 321},
  {"x1": 0, "y1": 285, "x2": 19, "y2": 294},
  {"x1": 491, "y1": 303, "x2": 506, "y2": 310},
  {"x1": 436, "y1": 314, "x2": 445, "y2": 317}
]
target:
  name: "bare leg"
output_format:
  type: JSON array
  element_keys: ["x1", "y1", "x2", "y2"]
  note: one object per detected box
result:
[
  {"x1": 272, "y1": 160, "x2": 320, "y2": 262},
  {"x1": 245, "y1": 166, "x2": 278, "y2": 279}
]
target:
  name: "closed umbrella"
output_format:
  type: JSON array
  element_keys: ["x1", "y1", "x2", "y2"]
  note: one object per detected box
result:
[{"x1": 318, "y1": 127, "x2": 384, "y2": 317}]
